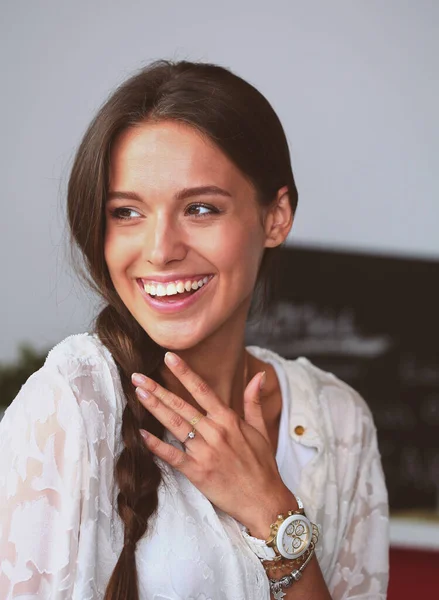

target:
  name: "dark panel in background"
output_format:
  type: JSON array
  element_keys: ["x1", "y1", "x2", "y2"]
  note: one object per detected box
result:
[{"x1": 245, "y1": 246, "x2": 439, "y2": 513}]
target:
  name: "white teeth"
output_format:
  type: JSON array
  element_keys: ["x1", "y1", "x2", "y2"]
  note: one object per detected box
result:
[
  {"x1": 143, "y1": 276, "x2": 211, "y2": 297},
  {"x1": 166, "y1": 283, "x2": 177, "y2": 295},
  {"x1": 156, "y1": 284, "x2": 167, "y2": 297}
]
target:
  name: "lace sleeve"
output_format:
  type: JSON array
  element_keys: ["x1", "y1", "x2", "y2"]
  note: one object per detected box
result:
[
  {"x1": 0, "y1": 366, "x2": 87, "y2": 599},
  {"x1": 329, "y1": 403, "x2": 390, "y2": 600}
]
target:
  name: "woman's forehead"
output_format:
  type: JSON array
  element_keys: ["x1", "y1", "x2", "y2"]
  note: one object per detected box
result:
[{"x1": 109, "y1": 120, "x2": 253, "y2": 197}]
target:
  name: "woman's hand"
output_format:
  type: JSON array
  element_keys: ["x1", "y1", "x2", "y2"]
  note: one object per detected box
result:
[{"x1": 131, "y1": 351, "x2": 296, "y2": 537}]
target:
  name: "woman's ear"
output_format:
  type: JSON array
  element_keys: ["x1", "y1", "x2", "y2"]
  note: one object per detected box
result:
[{"x1": 263, "y1": 186, "x2": 294, "y2": 248}]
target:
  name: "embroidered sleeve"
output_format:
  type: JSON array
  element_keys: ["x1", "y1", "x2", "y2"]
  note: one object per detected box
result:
[
  {"x1": 329, "y1": 399, "x2": 390, "y2": 600},
  {"x1": 0, "y1": 367, "x2": 86, "y2": 599}
]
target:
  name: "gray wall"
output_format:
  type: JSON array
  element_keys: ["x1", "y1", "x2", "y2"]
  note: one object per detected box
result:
[{"x1": 1, "y1": 0, "x2": 438, "y2": 361}]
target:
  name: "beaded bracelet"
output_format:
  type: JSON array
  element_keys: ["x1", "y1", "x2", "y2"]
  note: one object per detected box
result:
[{"x1": 268, "y1": 547, "x2": 315, "y2": 599}]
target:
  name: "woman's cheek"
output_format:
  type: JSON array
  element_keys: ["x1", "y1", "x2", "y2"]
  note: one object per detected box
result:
[{"x1": 105, "y1": 229, "x2": 138, "y2": 272}]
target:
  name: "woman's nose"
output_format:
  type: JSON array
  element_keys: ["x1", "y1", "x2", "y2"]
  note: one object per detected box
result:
[{"x1": 145, "y1": 215, "x2": 187, "y2": 266}]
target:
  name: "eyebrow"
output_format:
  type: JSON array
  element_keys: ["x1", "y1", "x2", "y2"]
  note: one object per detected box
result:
[{"x1": 106, "y1": 185, "x2": 232, "y2": 203}]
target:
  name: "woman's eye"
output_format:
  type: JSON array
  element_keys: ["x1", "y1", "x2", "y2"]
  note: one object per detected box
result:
[
  {"x1": 108, "y1": 207, "x2": 141, "y2": 220},
  {"x1": 185, "y1": 203, "x2": 219, "y2": 217}
]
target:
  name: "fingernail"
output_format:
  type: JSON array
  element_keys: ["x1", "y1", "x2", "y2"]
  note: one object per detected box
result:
[
  {"x1": 136, "y1": 387, "x2": 150, "y2": 400},
  {"x1": 140, "y1": 429, "x2": 149, "y2": 440},
  {"x1": 132, "y1": 373, "x2": 147, "y2": 385},
  {"x1": 165, "y1": 352, "x2": 179, "y2": 366},
  {"x1": 259, "y1": 371, "x2": 266, "y2": 391}
]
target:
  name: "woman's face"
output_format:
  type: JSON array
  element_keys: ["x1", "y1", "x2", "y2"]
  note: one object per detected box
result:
[{"x1": 104, "y1": 120, "x2": 270, "y2": 350}]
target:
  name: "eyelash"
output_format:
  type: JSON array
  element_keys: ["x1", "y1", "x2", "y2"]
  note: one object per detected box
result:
[
  {"x1": 185, "y1": 203, "x2": 220, "y2": 217},
  {"x1": 108, "y1": 203, "x2": 220, "y2": 221},
  {"x1": 108, "y1": 207, "x2": 141, "y2": 221}
]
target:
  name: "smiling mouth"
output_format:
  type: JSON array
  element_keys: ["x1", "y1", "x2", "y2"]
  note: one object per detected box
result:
[{"x1": 138, "y1": 275, "x2": 214, "y2": 303}]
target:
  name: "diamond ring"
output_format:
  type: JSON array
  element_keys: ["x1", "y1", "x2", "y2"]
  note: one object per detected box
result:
[{"x1": 182, "y1": 427, "x2": 197, "y2": 445}]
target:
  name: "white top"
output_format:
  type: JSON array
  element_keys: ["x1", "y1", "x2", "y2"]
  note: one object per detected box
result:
[{"x1": 0, "y1": 333, "x2": 389, "y2": 599}]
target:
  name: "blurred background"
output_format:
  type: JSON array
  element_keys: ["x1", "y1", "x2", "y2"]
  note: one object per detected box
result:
[{"x1": 1, "y1": 1, "x2": 438, "y2": 596}]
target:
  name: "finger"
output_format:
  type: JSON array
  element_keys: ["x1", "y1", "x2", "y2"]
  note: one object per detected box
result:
[
  {"x1": 139, "y1": 429, "x2": 189, "y2": 471},
  {"x1": 132, "y1": 373, "x2": 210, "y2": 436},
  {"x1": 163, "y1": 352, "x2": 226, "y2": 418},
  {"x1": 134, "y1": 385, "x2": 207, "y2": 445},
  {"x1": 243, "y1": 371, "x2": 271, "y2": 443}
]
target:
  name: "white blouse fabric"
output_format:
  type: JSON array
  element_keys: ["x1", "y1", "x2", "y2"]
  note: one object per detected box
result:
[{"x1": 0, "y1": 333, "x2": 389, "y2": 599}]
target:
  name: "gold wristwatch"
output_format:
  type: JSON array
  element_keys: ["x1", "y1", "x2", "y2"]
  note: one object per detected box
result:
[{"x1": 242, "y1": 496, "x2": 318, "y2": 561}]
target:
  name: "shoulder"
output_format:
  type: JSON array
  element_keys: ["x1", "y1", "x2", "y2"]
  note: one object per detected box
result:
[
  {"x1": 44, "y1": 332, "x2": 117, "y2": 378},
  {"x1": 298, "y1": 356, "x2": 376, "y2": 436},
  {"x1": 247, "y1": 346, "x2": 375, "y2": 442},
  {"x1": 43, "y1": 332, "x2": 122, "y2": 404},
  {"x1": 1, "y1": 333, "x2": 123, "y2": 448},
  {"x1": 296, "y1": 356, "x2": 373, "y2": 416}
]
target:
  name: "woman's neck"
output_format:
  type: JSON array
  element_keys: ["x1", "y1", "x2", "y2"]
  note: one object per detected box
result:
[{"x1": 158, "y1": 323, "x2": 253, "y2": 416}]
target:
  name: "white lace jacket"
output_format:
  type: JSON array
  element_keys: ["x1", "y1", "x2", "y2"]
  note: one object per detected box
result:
[{"x1": 0, "y1": 333, "x2": 389, "y2": 599}]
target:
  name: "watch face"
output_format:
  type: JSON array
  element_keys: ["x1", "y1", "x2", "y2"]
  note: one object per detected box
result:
[{"x1": 277, "y1": 514, "x2": 312, "y2": 560}]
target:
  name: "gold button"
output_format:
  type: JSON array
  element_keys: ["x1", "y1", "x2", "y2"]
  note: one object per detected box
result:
[{"x1": 294, "y1": 425, "x2": 305, "y2": 436}]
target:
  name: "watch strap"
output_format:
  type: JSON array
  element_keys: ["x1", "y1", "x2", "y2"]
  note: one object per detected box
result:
[{"x1": 241, "y1": 528, "x2": 278, "y2": 560}]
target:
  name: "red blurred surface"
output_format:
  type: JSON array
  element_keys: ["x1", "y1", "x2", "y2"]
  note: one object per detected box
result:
[{"x1": 388, "y1": 548, "x2": 439, "y2": 599}]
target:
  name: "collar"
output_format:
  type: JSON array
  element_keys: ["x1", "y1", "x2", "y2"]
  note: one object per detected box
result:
[{"x1": 246, "y1": 346, "x2": 324, "y2": 454}]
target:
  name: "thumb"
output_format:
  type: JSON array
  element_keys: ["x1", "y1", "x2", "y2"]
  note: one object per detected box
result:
[{"x1": 243, "y1": 371, "x2": 270, "y2": 442}]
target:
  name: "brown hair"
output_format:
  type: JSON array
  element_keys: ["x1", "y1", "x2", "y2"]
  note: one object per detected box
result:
[{"x1": 67, "y1": 59, "x2": 298, "y2": 599}]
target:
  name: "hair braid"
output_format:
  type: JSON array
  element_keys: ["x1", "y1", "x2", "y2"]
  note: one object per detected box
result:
[{"x1": 96, "y1": 304, "x2": 166, "y2": 600}]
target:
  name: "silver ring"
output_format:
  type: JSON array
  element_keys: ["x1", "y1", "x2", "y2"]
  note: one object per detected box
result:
[{"x1": 182, "y1": 427, "x2": 196, "y2": 445}]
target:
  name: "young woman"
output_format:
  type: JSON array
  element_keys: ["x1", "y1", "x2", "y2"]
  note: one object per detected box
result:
[{"x1": 0, "y1": 61, "x2": 389, "y2": 599}]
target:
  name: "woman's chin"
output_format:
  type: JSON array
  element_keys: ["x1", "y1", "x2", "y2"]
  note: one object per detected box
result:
[{"x1": 143, "y1": 325, "x2": 206, "y2": 352}]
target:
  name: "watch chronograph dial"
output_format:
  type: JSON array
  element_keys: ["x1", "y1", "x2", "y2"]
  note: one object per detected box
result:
[{"x1": 277, "y1": 514, "x2": 313, "y2": 560}]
